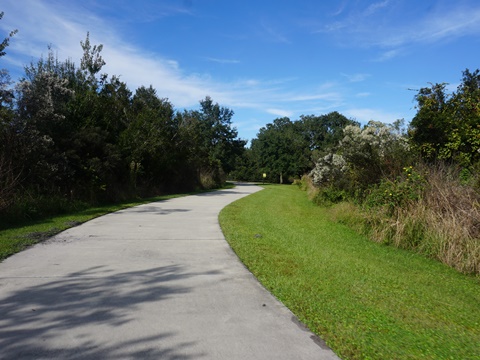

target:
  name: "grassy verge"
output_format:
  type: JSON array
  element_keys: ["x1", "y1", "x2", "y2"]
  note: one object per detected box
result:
[
  {"x1": 0, "y1": 183, "x2": 234, "y2": 261},
  {"x1": 219, "y1": 184, "x2": 480, "y2": 360}
]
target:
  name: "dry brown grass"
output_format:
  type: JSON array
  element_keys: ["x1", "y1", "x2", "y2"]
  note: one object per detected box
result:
[
  {"x1": 296, "y1": 174, "x2": 320, "y2": 201},
  {"x1": 416, "y1": 164, "x2": 480, "y2": 273},
  {"x1": 305, "y1": 164, "x2": 480, "y2": 275},
  {"x1": 366, "y1": 164, "x2": 480, "y2": 274}
]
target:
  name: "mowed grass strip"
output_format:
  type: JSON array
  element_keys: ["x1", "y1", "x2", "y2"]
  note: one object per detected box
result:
[
  {"x1": 0, "y1": 195, "x2": 180, "y2": 261},
  {"x1": 219, "y1": 184, "x2": 480, "y2": 360},
  {"x1": 0, "y1": 184, "x2": 235, "y2": 261}
]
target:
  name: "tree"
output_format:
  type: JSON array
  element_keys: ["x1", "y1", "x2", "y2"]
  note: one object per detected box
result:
[
  {"x1": 121, "y1": 85, "x2": 176, "y2": 191},
  {"x1": 180, "y1": 97, "x2": 246, "y2": 186},
  {"x1": 0, "y1": 12, "x2": 17, "y2": 58},
  {"x1": 311, "y1": 120, "x2": 410, "y2": 194},
  {"x1": 79, "y1": 32, "x2": 106, "y2": 87},
  {"x1": 0, "y1": 12, "x2": 20, "y2": 211},
  {"x1": 13, "y1": 48, "x2": 76, "y2": 196},
  {"x1": 409, "y1": 82, "x2": 451, "y2": 160},
  {"x1": 251, "y1": 117, "x2": 310, "y2": 183},
  {"x1": 13, "y1": 35, "x2": 129, "y2": 202},
  {"x1": 409, "y1": 69, "x2": 480, "y2": 167},
  {"x1": 299, "y1": 111, "x2": 358, "y2": 153},
  {"x1": 227, "y1": 148, "x2": 259, "y2": 182}
]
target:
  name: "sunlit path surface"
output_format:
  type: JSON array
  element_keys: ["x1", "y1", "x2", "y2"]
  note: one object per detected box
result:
[{"x1": 0, "y1": 184, "x2": 338, "y2": 360}]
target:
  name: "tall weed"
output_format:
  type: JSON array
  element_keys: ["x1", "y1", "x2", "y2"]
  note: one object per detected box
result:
[
  {"x1": 363, "y1": 163, "x2": 480, "y2": 274},
  {"x1": 305, "y1": 163, "x2": 480, "y2": 274},
  {"x1": 0, "y1": 191, "x2": 89, "y2": 227}
]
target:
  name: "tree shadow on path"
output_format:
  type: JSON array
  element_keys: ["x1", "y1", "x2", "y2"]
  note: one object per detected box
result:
[{"x1": 0, "y1": 265, "x2": 213, "y2": 359}]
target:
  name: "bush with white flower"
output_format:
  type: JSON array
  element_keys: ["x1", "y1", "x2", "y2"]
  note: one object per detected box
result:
[{"x1": 310, "y1": 120, "x2": 411, "y2": 198}]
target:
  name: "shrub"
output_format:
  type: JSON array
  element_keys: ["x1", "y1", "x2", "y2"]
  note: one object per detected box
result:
[
  {"x1": 294, "y1": 174, "x2": 320, "y2": 201},
  {"x1": 364, "y1": 166, "x2": 426, "y2": 215},
  {"x1": 314, "y1": 162, "x2": 480, "y2": 274},
  {"x1": 361, "y1": 163, "x2": 480, "y2": 274},
  {"x1": 0, "y1": 191, "x2": 89, "y2": 226},
  {"x1": 313, "y1": 186, "x2": 349, "y2": 206},
  {"x1": 310, "y1": 120, "x2": 411, "y2": 199}
]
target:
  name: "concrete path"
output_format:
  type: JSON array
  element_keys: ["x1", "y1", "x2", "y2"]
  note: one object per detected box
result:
[{"x1": 0, "y1": 183, "x2": 339, "y2": 360}]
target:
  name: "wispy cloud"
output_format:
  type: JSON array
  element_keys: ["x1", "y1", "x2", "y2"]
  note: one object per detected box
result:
[
  {"x1": 355, "y1": 92, "x2": 371, "y2": 98},
  {"x1": 344, "y1": 107, "x2": 403, "y2": 124},
  {"x1": 373, "y1": 48, "x2": 403, "y2": 62},
  {"x1": 317, "y1": 1, "x2": 480, "y2": 60},
  {"x1": 341, "y1": 73, "x2": 370, "y2": 82},
  {"x1": 330, "y1": 2, "x2": 347, "y2": 17},
  {"x1": 266, "y1": 108, "x2": 294, "y2": 118},
  {"x1": 363, "y1": 0, "x2": 391, "y2": 17},
  {"x1": 81, "y1": 0, "x2": 195, "y2": 23},
  {"x1": 260, "y1": 21, "x2": 290, "y2": 44},
  {"x1": 204, "y1": 57, "x2": 240, "y2": 64}
]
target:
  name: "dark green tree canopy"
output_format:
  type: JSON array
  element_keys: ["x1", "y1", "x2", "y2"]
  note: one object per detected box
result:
[
  {"x1": 1, "y1": 32, "x2": 247, "y2": 212},
  {"x1": 409, "y1": 69, "x2": 480, "y2": 166},
  {"x1": 248, "y1": 112, "x2": 357, "y2": 183}
]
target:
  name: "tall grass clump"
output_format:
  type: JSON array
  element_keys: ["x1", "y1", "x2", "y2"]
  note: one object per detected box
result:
[
  {"x1": 322, "y1": 163, "x2": 480, "y2": 275},
  {"x1": 294, "y1": 174, "x2": 319, "y2": 201},
  {"x1": 411, "y1": 164, "x2": 480, "y2": 273}
]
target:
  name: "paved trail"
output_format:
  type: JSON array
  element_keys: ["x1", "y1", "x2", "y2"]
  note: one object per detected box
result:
[{"x1": 0, "y1": 183, "x2": 339, "y2": 359}]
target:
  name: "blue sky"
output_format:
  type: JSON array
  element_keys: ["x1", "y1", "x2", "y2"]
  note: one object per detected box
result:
[{"x1": 1, "y1": 0, "x2": 480, "y2": 142}]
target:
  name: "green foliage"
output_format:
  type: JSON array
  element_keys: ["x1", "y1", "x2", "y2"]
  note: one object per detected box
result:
[
  {"x1": 310, "y1": 120, "x2": 411, "y2": 200},
  {"x1": 1, "y1": 33, "x2": 246, "y2": 219},
  {"x1": 251, "y1": 117, "x2": 309, "y2": 183},
  {"x1": 299, "y1": 111, "x2": 359, "y2": 153},
  {"x1": 364, "y1": 166, "x2": 426, "y2": 215},
  {"x1": 228, "y1": 148, "x2": 261, "y2": 181},
  {"x1": 331, "y1": 162, "x2": 480, "y2": 274},
  {"x1": 0, "y1": 12, "x2": 17, "y2": 58},
  {"x1": 247, "y1": 112, "x2": 357, "y2": 184},
  {"x1": 312, "y1": 184, "x2": 349, "y2": 206},
  {"x1": 0, "y1": 13, "x2": 21, "y2": 212},
  {"x1": 196, "y1": 96, "x2": 246, "y2": 175},
  {"x1": 2, "y1": 193, "x2": 89, "y2": 224},
  {"x1": 410, "y1": 69, "x2": 480, "y2": 167}
]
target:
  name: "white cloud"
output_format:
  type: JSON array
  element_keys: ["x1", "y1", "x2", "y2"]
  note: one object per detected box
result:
[
  {"x1": 363, "y1": 0, "x2": 391, "y2": 17},
  {"x1": 343, "y1": 108, "x2": 403, "y2": 124},
  {"x1": 330, "y1": 2, "x2": 347, "y2": 17},
  {"x1": 204, "y1": 57, "x2": 241, "y2": 64},
  {"x1": 355, "y1": 92, "x2": 371, "y2": 97},
  {"x1": 287, "y1": 92, "x2": 341, "y2": 102},
  {"x1": 266, "y1": 108, "x2": 294, "y2": 118},
  {"x1": 259, "y1": 21, "x2": 290, "y2": 44},
  {"x1": 318, "y1": 1, "x2": 480, "y2": 56},
  {"x1": 341, "y1": 73, "x2": 370, "y2": 82},
  {"x1": 373, "y1": 48, "x2": 403, "y2": 62}
]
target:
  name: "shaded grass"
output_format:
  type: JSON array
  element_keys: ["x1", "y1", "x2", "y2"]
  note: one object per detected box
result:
[
  {"x1": 0, "y1": 183, "x2": 235, "y2": 261},
  {"x1": 219, "y1": 184, "x2": 480, "y2": 360}
]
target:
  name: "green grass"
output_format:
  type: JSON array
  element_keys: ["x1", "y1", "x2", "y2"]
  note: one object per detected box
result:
[
  {"x1": 219, "y1": 184, "x2": 480, "y2": 360},
  {"x1": 0, "y1": 183, "x2": 235, "y2": 261}
]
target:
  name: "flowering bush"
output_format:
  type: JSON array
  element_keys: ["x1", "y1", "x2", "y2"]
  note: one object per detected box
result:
[
  {"x1": 310, "y1": 153, "x2": 347, "y2": 186},
  {"x1": 341, "y1": 121, "x2": 409, "y2": 182},
  {"x1": 310, "y1": 120, "x2": 411, "y2": 198}
]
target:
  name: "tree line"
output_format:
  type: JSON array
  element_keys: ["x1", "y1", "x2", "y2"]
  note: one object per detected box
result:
[
  {"x1": 234, "y1": 68, "x2": 480, "y2": 194},
  {"x1": 0, "y1": 29, "x2": 244, "y2": 220}
]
